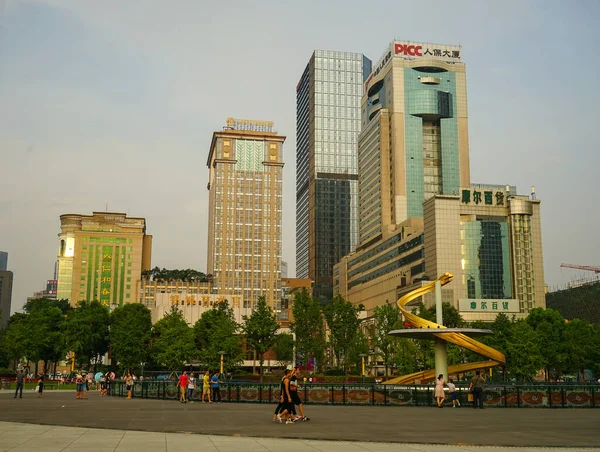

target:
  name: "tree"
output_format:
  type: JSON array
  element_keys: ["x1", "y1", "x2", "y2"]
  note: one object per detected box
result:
[
  {"x1": 61, "y1": 300, "x2": 110, "y2": 371},
  {"x1": 347, "y1": 330, "x2": 370, "y2": 375},
  {"x1": 109, "y1": 303, "x2": 152, "y2": 372},
  {"x1": 242, "y1": 296, "x2": 279, "y2": 382},
  {"x1": 505, "y1": 320, "x2": 543, "y2": 381},
  {"x1": 150, "y1": 307, "x2": 196, "y2": 370},
  {"x1": 323, "y1": 295, "x2": 362, "y2": 373},
  {"x1": 369, "y1": 301, "x2": 400, "y2": 377},
  {"x1": 273, "y1": 333, "x2": 294, "y2": 367},
  {"x1": 23, "y1": 298, "x2": 71, "y2": 315},
  {"x1": 526, "y1": 308, "x2": 567, "y2": 380},
  {"x1": 1, "y1": 313, "x2": 29, "y2": 370},
  {"x1": 194, "y1": 301, "x2": 244, "y2": 372},
  {"x1": 562, "y1": 318, "x2": 598, "y2": 379},
  {"x1": 290, "y1": 289, "x2": 325, "y2": 372},
  {"x1": 419, "y1": 301, "x2": 465, "y2": 328}
]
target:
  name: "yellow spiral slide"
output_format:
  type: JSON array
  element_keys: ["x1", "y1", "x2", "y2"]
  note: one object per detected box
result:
[{"x1": 383, "y1": 272, "x2": 506, "y2": 385}]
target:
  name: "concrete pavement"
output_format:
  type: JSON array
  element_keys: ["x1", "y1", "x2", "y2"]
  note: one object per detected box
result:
[{"x1": 0, "y1": 390, "x2": 598, "y2": 450}]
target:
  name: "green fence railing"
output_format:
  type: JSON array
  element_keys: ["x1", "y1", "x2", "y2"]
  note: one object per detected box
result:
[{"x1": 106, "y1": 381, "x2": 600, "y2": 408}]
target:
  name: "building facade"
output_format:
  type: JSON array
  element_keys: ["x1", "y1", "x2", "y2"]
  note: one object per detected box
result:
[
  {"x1": 335, "y1": 187, "x2": 545, "y2": 320},
  {"x1": 359, "y1": 41, "x2": 470, "y2": 247},
  {"x1": 296, "y1": 50, "x2": 372, "y2": 304},
  {"x1": 142, "y1": 277, "x2": 308, "y2": 327},
  {"x1": 0, "y1": 251, "x2": 7, "y2": 271},
  {"x1": 56, "y1": 212, "x2": 152, "y2": 307},
  {"x1": 0, "y1": 270, "x2": 13, "y2": 327},
  {"x1": 27, "y1": 280, "x2": 58, "y2": 303},
  {"x1": 206, "y1": 118, "x2": 285, "y2": 310},
  {"x1": 423, "y1": 189, "x2": 545, "y2": 320}
]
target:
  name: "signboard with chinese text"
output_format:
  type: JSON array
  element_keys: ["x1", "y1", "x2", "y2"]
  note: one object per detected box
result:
[
  {"x1": 365, "y1": 41, "x2": 461, "y2": 90},
  {"x1": 100, "y1": 246, "x2": 113, "y2": 306},
  {"x1": 460, "y1": 188, "x2": 506, "y2": 207},
  {"x1": 225, "y1": 117, "x2": 274, "y2": 132},
  {"x1": 459, "y1": 299, "x2": 519, "y2": 313}
]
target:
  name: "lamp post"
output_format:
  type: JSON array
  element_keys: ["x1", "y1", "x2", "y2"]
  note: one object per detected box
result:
[
  {"x1": 359, "y1": 353, "x2": 367, "y2": 383},
  {"x1": 218, "y1": 351, "x2": 226, "y2": 375}
]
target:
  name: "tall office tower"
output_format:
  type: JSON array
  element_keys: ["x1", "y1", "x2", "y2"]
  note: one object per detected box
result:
[
  {"x1": 56, "y1": 212, "x2": 152, "y2": 307},
  {"x1": 296, "y1": 50, "x2": 372, "y2": 303},
  {"x1": 359, "y1": 41, "x2": 469, "y2": 245},
  {"x1": 0, "y1": 251, "x2": 7, "y2": 271},
  {"x1": 206, "y1": 118, "x2": 285, "y2": 309},
  {"x1": 0, "y1": 269, "x2": 13, "y2": 328}
]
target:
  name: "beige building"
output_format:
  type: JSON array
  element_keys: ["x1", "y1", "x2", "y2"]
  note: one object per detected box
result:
[
  {"x1": 335, "y1": 187, "x2": 545, "y2": 320},
  {"x1": 56, "y1": 212, "x2": 152, "y2": 307},
  {"x1": 143, "y1": 277, "x2": 308, "y2": 327},
  {"x1": 359, "y1": 41, "x2": 470, "y2": 245},
  {"x1": 206, "y1": 118, "x2": 285, "y2": 310}
]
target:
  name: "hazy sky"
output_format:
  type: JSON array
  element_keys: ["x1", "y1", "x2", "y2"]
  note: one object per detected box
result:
[{"x1": 1, "y1": 0, "x2": 599, "y2": 314}]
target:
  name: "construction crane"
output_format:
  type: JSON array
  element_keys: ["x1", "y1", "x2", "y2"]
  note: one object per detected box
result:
[{"x1": 560, "y1": 263, "x2": 600, "y2": 274}]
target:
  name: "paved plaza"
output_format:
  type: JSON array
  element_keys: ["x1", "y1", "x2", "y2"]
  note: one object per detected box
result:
[{"x1": 0, "y1": 390, "x2": 598, "y2": 451}]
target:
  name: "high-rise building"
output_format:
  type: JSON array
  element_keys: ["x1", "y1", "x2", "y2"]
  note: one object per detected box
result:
[
  {"x1": 56, "y1": 212, "x2": 152, "y2": 307},
  {"x1": 296, "y1": 50, "x2": 372, "y2": 303},
  {"x1": 0, "y1": 251, "x2": 7, "y2": 271},
  {"x1": 333, "y1": 41, "x2": 545, "y2": 320},
  {"x1": 359, "y1": 41, "x2": 469, "y2": 245},
  {"x1": 206, "y1": 118, "x2": 285, "y2": 309},
  {"x1": 0, "y1": 270, "x2": 13, "y2": 328}
]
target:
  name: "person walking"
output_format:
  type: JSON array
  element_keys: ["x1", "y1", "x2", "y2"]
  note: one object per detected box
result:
[
  {"x1": 202, "y1": 370, "x2": 212, "y2": 403},
  {"x1": 272, "y1": 372, "x2": 287, "y2": 421},
  {"x1": 435, "y1": 374, "x2": 446, "y2": 408},
  {"x1": 447, "y1": 378, "x2": 460, "y2": 407},
  {"x1": 178, "y1": 370, "x2": 189, "y2": 403},
  {"x1": 37, "y1": 373, "x2": 44, "y2": 398},
  {"x1": 211, "y1": 371, "x2": 222, "y2": 403},
  {"x1": 14, "y1": 370, "x2": 24, "y2": 399},
  {"x1": 290, "y1": 367, "x2": 309, "y2": 421},
  {"x1": 187, "y1": 372, "x2": 196, "y2": 403},
  {"x1": 125, "y1": 372, "x2": 134, "y2": 400},
  {"x1": 470, "y1": 370, "x2": 485, "y2": 409},
  {"x1": 280, "y1": 369, "x2": 294, "y2": 424}
]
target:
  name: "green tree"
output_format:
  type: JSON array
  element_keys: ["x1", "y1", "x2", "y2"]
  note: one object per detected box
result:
[
  {"x1": 1, "y1": 314, "x2": 29, "y2": 370},
  {"x1": 419, "y1": 301, "x2": 465, "y2": 328},
  {"x1": 290, "y1": 289, "x2": 325, "y2": 371},
  {"x1": 150, "y1": 307, "x2": 196, "y2": 370},
  {"x1": 61, "y1": 300, "x2": 110, "y2": 371},
  {"x1": 109, "y1": 303, "x2": 152, "y2": 372},
  {"x1": 28, "y1": 304, "x2": 65, "y2": 374},
  {"x1": 505, "y1": 319, "x2": 543, "y2": 381},
  {"x1": 347, "y1": 330, "x2": 370, "y2": 375},
  {"x1": 242, "y1": 296, "x2": 279, "y2": 382},
  {"x1": 194, "y1": 301, "x2": 243, "y2": 372},
  {"x1": 526, "y1": 308, "x2": 567, "y2": 380},
  {"x1": 562, "y1": 318, "x2": 597, "y2": 379},
  {"x1": 369, "y1": 301, "x2": 400, "y2": 377},
  {"x1": 323, "y1": 295, "x2": 363, "y2": 373},
  {"x1": 273, "y1": 333, "x2": 294, "y2": 367},
  {"x1": 23, "y1": 298, "x2": 71, "y2": 315}
]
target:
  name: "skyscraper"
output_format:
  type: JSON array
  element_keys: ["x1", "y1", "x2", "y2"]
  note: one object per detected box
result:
[
  {"x1": 359, "y1": 41, "x2": 469, "y2": 245},
  {"x1": 206, "y1": 118, "x2": 285, "y2": 309},
  {"x1": 0, "y1": 251, "x2": 7, "y2": 271},
  {"x1": 296, "y1": 50, "x2": 372, "y2": 303},
  {"x1": 56, "y1": 212, "x2": 152, "y2": 307},
  {"x1": 0, "y1": 270, "x2": 13, "y2": 328}
]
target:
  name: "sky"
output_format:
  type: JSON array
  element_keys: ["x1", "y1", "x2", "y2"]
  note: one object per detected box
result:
[{"x1": 1, "y1": 0, "x2": 599, "y2": 314}]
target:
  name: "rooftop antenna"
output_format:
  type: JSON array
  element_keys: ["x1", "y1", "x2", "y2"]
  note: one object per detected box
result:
[
  {"x1": 531, "y1": 186, "x2": 536, "y2": 200},
  {"x1": 105, "y1": 203, "x2": 108, "y2": 212}
]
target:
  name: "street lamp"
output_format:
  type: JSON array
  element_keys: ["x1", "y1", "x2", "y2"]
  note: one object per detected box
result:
[
  {"x1": 359, "y1": 353, "x2": 367, "y2": 383},
  {"x1": 218, "y1": 351, "x2": 227, "y2": 375}
]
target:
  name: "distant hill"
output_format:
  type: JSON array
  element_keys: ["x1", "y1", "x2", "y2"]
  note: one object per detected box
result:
[{"x1": 546, "y1": 282, "x2": 600, "y2": 325}]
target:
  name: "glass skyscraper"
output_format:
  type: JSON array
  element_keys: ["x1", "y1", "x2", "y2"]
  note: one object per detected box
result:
[{"x1": 296, "y1": 50, "x2": 371, "y2": 304}]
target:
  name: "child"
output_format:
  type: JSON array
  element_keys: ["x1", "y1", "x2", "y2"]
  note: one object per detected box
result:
[{"x1": 447, "y1": 378, "x2": 460, "y2": 407}]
